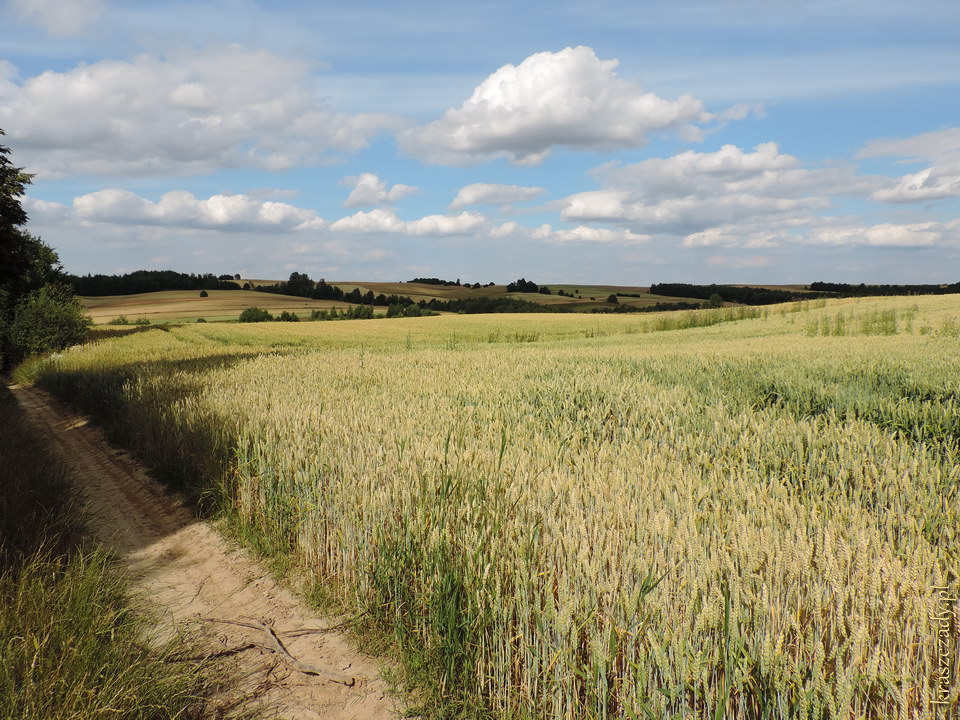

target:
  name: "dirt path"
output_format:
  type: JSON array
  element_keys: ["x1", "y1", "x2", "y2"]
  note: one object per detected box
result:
[{"x1": 9, "y1": 382, "x2": 401, "y2": 720}]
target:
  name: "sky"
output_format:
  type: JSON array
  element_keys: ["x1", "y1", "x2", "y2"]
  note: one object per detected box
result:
[{"x1": 1, "y1": 0, "x2": 959, "y2": 285}]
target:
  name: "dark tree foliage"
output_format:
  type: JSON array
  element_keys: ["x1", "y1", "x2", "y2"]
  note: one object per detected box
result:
[
  {"x1": 591, "y1": 301, "x2": 705, "y2": 314},
  {"x1": 808, "y1": 281, "x2": 960, "y2": 296},
  {"x1": 0, "y1": 130, "x2": 32, "y2": 290},
  {"x1": 238, "y1": 306, "x2": 273, "y2": 322},
  {"x1": 67, "y1": 270, "x2": 241, "y2": 295},
  {"x1": 9, "y1": 285, "x2": 90, "y2": 358},
  {"x1": 309, "y1": 305, "x2": 375, "y2": 321},
  {"x1": 1, "y1": 130, "x2": 90, "y2": 365},
  {"x1": 409, "y1": 277, "x2": 461, "y2": 286},
  {"x1": 257, "y1": 272, "x2": 419, "y2": 308},
  {"x1": 650, "y1": 283, "x2": 824, "y2": 305},
  {"x1": 506, "y1": 278, "x2": 540, "y2": 293},
  {"x1": 420, "y1": 296, "x2": 558, "y2": 314},
  {"x1": 386, "y1": 303, "x2": 435, "y2": 317},
  {"x1": 607, "y1": 294, "x2": 618, "y2": 304}
]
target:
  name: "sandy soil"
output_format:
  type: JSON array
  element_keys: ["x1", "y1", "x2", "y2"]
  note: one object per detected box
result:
[{"x1": 9, "y1": 382, "x2": 402, "y2": 720}]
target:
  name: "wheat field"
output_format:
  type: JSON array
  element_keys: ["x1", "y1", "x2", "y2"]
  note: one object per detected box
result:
[{"x1": 32, "y1": 296, "x2": 960, "y2": 719}]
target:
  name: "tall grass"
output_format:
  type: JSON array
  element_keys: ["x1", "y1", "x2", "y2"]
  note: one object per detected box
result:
[
  {"x1": 30, "y1": 295, "x2": 960, "y2": 719},
  {"x1": 0, "y1": 388, "x2": 220, "y2": 720}
]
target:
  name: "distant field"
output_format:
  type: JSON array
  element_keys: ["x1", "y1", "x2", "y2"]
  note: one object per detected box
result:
[
  {"x1": 79, "y1": 289, "x2": 380, "y2": 324},
  {"x1": 79, "y1": 284, "x2": 708, "y2": 323},
  {"x1": 239, "y1": 280, "x2": 707, "y2": 310}
]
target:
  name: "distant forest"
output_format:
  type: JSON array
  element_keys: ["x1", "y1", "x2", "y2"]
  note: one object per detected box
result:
[
  {"x1": 650, "y1": 283, "x2": 825, "y2": 305},
  {"x1": 651, "y1": 281, "x2": 960, "y2": 305},
  {"x1": 67, "y1": 270, "x2": 242, "y2": 295},
  {"x1": 807, "y1": 281, "x2": 960, "y2": 296}
]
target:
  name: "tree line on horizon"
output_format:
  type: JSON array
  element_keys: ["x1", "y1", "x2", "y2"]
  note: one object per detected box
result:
[{"x1": 54, "y1": 266, "x2": 960, "y2": 310}]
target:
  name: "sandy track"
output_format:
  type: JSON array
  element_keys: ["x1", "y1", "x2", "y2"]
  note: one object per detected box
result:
[{"x1": 10, "y1": 382, "x2": 400, "y2": 720}]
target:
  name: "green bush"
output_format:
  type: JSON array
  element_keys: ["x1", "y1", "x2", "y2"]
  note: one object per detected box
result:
[
  {"x1": 8, "y1": 285, "x2": 90, "y2": 361},
  {"x1": 238, "y1": 306, "x2": 272, "y2": 323},
  {"x1": 199, "y1": 290, "x2": 208, "y2": 297}
]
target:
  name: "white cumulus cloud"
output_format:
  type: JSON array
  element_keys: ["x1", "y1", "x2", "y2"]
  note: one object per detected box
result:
[
  {"x1": 531, "y1": 224, "x2": 649, "y2": 244},
  {"x1": 862, "y1": 127, "x2": 960, "y2": 204},
  {"x1": 449, "y1": 183, "x2": 547, "y2": 209},
  {"x1": 681, "y1": 218, "x2": 958, "y2": 249},
  {"x1": 71, "y1": 189, "x2": 326, "y2": 231},
  {"x1": 861, "y1": 127, "x2": 960, "y2": 204},
  {"x1": 398, "y1": 46, "x2": 710, "y2": 165},
  {"x1": 563, "y1": 143, "x2": 879, "y2": 235},
  {"x1": 0, "y1": 45, "x2": 399, "y2": 177},
  {"x1": 806, "y1": 222, "x2": 948, "y2": 247},
  {"x1": 330, "y1": 208, "x2": 486, "y2": 236},
  {"x1": 341, "y1": 173, "x2": 419, "y2": 207},
  {"x1": 870, "y1": 167, "x2": 960, "y2": 203}
]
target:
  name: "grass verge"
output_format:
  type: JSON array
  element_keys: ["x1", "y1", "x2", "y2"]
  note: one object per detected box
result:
[{"x1": 0, "y1": 385, "x2": 225, "y2": 720}]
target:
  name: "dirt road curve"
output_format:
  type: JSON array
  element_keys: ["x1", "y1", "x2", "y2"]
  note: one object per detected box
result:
[{"x1": 10, "y1": 383, "x2": 400, "y2": 720}]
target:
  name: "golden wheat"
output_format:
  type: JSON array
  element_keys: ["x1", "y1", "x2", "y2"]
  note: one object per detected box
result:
[{"x1": 36, "y1": 295, "x2": 960, "y2": 719}]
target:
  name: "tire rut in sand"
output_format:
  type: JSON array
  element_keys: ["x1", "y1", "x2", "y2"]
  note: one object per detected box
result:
[{"x1": 9, "y1": 382, "x2": 401, "y2": 720}]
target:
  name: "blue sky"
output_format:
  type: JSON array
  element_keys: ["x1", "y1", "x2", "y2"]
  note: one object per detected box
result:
[{"x1": 2, "y1": 0, "x2": 959, "y2": 284}]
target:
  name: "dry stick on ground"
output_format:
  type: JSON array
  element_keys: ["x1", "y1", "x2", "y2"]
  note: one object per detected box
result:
[{"x1": 203, "y1": 618, "x2": 356, "y2": 687}]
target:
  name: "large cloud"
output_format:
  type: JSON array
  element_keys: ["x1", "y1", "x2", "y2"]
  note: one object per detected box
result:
[
  {"x1": 398, "y1": 46, "x2": 710, "y2": 166},
  {"x1": 862, "y1": 127, "x2": 960, "y2": 203},
  {"x1": 870, "y1": 168, "x2": 960, "y2": 203},
  {"x1": 330, "y1": 208, "x2": 485, "y2": 236},
  {"x1": 70, "y1": 189, "x2": 326, "y2": 231},
  {"x1": 0, "y1": 46, "x2": 398, "y2": 177},
  {"x1": 531, "y1": 224, "x2": 648, "y2": 245},
  {"x1": 341, "y1": 173, "x2": 419, "y2": 207},
  {"x1": 563, "y1": 143, "x2": 880, "y2": 234},
  {"x1": 682, "y1": 218, "x2": 959, "y2": 249},
  {"x1": 450, "y1": 183, "x2": 547, "y2": 209}
]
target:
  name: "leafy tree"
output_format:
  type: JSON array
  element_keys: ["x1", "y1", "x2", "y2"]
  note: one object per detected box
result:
[
  {"x1": 1, "y1": 130, "x2": 92, "y2": 365},
  {"x1": 607, "y1": 294, "x2": 619, "y2": 304},
  {"x1": 707, "y1": 293, "x2": 723, "y2": 308},
  {"x1": 507, "y1": 278, "x2": 539, "y2": 293},
  {"x1": 238, "y1": 306, "x2": 272, "y2": 322},
  {"x1": 8, "y1": 285, "x2": 90, "y2": 359},
  {"x1": 0, "y1": 130, "x2": 33, "y2": 291},
  {"x1": 199, "y1": 290, "x2": 209, "y2": 297}
]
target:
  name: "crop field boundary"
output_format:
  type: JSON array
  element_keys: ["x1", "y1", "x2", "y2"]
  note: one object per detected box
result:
[
  {"x1": 8, "y1": 381, "x2": 403, "y2": 720},
  {"x1": 17, "y1": 295, "x2": 960, "y2": 720}
]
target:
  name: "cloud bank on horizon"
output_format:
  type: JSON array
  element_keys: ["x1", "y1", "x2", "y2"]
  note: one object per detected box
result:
[{"x1": 2, "y1": 0, "x2": 958, "y2": 283}]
